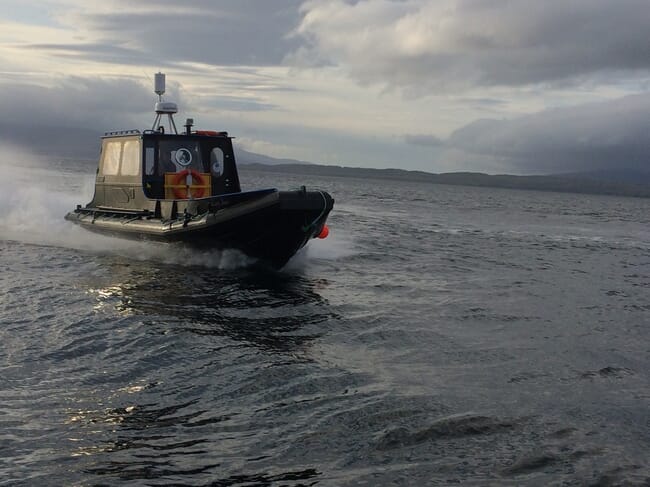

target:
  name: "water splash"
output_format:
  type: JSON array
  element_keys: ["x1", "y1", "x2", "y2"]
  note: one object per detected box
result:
[
  {"x1": 0, "y1": 146, "x2": 347, "y2": 270},
  {"x1": 0, "y1": 145, "x2": 254, "y2": 269},
  {"x1": 283, "y1": 230, "x2": 357, "y2": 271}
]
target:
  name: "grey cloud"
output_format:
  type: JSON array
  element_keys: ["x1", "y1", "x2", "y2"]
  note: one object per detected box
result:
[
  {"x1": 0, "y1": 68, "x2": 293, "y2": 132},
  {"x1": 20, "y1": 43, "x2": 165, "y2": 68},
  {"x1": 293, "y1": 0, "x2": 650, "y2": 92},
  {"x1": 200, "y1": 67, "x2": 302, "y2": 93},
  {"x1": 458, "y1": 98, "x2": 507, "y2": 109},
  {"x1": 444, "y1": 92, "x2": 650, "y2": 174},
  {"x1": 0, "y1": 77, "x2": 163, "y2": 158},
  {"x1": 203, "y1": 96, "x2": 279, "y2": 112},
  {"x1": 0, "y1": 77, "x2": 161, "y2": 130},
  {"x1": 403, "y1": 134, "x2": 443, "y2": 147},
  {"x1": 68, "y1": 1, "x2": 304, "y2": 67},
  {"x1": 0, "y1": 74, "x2": 285, "y2": 158}
]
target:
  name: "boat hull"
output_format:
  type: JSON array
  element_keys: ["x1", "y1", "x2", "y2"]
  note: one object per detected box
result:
[{"x1": 65, "y1": 189, "x2": 334, "y2": 268}]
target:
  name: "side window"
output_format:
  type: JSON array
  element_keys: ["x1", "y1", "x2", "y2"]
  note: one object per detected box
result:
[
  {"x1": 103, "y1": 141, "x2": 121, "y2": 176},
  {"x1": 121, "y1": 140, "x2": 140, "y2": 176},
  {"x1": 210, "y1": 147, "x2": 224, "y2": 177},
  {"x1": 145, "y1": 147, "x2": 155, "y2": 175}
]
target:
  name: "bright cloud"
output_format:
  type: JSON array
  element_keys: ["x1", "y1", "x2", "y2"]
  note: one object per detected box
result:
[
  {"x1": 0, "y1": 0, "x2": 649, "y2": 174},
  {"x1": 293, "y1": 0, "x2": 650, "y2": 92}
]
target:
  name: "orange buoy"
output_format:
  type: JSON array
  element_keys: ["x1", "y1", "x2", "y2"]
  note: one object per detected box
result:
[
  {"x1": 317, "y1": 225, "x2": 329, "y2": 239},
  {"x1": 172, "y1": 169, "x2": 206, "y2": 199}
]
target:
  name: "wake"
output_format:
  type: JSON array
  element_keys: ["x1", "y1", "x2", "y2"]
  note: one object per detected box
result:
[
  {"x1": 0, "y1": 144, "x2": 253, "y2": 269},
  {"x1": 0, "y1": 144, "x2": 353, "y2": 270}
]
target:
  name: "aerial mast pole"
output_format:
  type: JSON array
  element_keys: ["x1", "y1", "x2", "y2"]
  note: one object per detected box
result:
[{"x1": 151, "y1": 72, "x2": 178, "y2": 134}]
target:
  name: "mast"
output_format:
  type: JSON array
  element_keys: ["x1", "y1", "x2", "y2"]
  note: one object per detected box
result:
[{"x1": 151, "y1": 72, "x2": 178, "y2": 134}]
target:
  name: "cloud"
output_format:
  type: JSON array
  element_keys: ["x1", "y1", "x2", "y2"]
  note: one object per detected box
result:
[
  {"x1": 443, "y1": 92, "x2": 650, "y2": 173},
  {"x1": 3, "y1": 1, "x2": 650, "y2": 175},
  {"x1": 52, "y1": 0, "x2": 305, "y2": 67},
  {"x1": 19, "y1": 42, "x2": 158, "y2": 67},
  {"x1": 403, "y1": 134, "x2": 443, "y2": 147},
  {"x1": 292, "y1": 0, "x2": 650, "y2": 93},
  {"x1": 0, "y1": 72, "x2": 304, "y2": 161},
  {"x1": 0, "y1": 76, "x2": 163, "y2": 130},
  {"x1": 202, "y1": 96, "x2": 279, "y2": 112}
]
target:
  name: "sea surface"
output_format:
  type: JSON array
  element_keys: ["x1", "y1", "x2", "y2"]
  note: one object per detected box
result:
[{"x1": 1, "y1": 154, "x2": 649, "y2": 486}]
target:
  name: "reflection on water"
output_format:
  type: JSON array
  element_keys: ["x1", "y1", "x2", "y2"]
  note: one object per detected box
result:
[
  {"x1": 59, "y1": 256, "x2": 339, "y2": 484},
  {"x1": 88, "y1": 257, "x2": 337, "y2": 353}
]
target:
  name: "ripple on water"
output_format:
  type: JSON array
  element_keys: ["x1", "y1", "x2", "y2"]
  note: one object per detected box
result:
[{"x1": 2, "y1": 176, "x2": 650, "y2": 485}]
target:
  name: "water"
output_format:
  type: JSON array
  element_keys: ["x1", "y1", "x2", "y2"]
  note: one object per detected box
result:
[{"x1": 1, "y1": 152, "x2": 649, "y2": 485}]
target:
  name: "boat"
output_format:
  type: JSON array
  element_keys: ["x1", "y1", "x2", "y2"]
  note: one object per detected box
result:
[{"x1": 65, "y1": 73, "x2": 334, "y2": 268}]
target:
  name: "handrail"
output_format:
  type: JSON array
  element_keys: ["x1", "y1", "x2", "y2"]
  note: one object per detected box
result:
[{"x1": 103, "y1": 129, "x2": 141, "y2": 136}]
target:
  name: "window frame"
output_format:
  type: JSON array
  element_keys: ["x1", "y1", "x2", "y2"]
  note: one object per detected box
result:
[
  {"x1": 101, "y1": 140, "x2": 122, "y2": 176},
  {"x1": 99, "y1": 137, "x2": 143, "y2": 179},
  {"x1": 120, "y1": 139, "x2": 141, "y2": 176}
]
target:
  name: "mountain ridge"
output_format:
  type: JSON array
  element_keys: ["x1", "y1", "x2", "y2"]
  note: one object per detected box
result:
[
  {"x1": 2, "y1": 124, "x2": 648, "y2": 198},
  {"x1": 239, "y1": 163, "x2": 650, "y2": 198}
]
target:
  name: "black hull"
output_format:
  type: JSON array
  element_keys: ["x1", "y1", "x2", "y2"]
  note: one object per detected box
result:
[{"x1": 65, "y1": 190, "x2": 333, "y2": 268}]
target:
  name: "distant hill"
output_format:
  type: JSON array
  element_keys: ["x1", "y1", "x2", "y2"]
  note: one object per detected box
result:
[
  {"x1": 234, "y1": 147, "x2": 312, "y2": 166},
  {"x1": 241, "y1": 163, "x2": 650, "y2": 198},
  {"x1": 551, "y1": 169, "x2": 650, "y2": 186},
  {"x1": 3, "y1": 123, "x2": 648, "y2": 198}
]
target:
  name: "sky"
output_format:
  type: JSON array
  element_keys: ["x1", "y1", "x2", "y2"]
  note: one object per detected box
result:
[{"x1": 1, "y1": 0, "x2": 650, "y2": 174}]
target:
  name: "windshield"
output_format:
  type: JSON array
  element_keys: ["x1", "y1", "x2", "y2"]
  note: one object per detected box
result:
[{"x1": 157, "y1": 140, "x2": 204, "y2": 175}]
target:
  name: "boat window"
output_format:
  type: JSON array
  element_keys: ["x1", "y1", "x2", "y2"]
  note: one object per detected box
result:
[
  {"x1": 121, "y1": 140, "x2": 140, "y2": 176},
  {"x1": 145, "y1": 147, "x2": 155, "y2": 175},
  {"x1": 103, "y1": 141, "x2": 121, "y2": 176},
  {"x1": 158, "y1": 140, "x2": 203, "y2": 175},
  {"x1": 210, "y1": 147, "x2": 224, "y2": 177}
]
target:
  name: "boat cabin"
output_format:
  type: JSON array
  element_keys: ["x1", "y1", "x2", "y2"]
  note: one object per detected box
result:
[
  {"x1": 85, "y1": 72, "x2": 247, "y2": 216},
  {"x1": 66, "y1": 72, "x2": 333, "y2": 267},
  {"x1": 89, "y1": 130, "x2": 241, "y2": 211}
]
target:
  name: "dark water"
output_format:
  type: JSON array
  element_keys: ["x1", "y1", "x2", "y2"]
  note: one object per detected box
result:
[{"x1": 1, "y1": 157, "x2": 649, "y2": 485}]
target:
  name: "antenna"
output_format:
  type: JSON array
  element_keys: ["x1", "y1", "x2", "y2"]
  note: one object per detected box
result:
[
  {"x1": 151, "y1": 72, "x2": 178, "y2": 134},
  {"x1": 154, "y1": 72, "x2": 165, "y2": 101}
]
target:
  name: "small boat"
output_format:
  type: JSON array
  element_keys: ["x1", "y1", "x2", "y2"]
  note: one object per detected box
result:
[{"x1": 65, "y1": 73, "x2": 334, "y2": 268}]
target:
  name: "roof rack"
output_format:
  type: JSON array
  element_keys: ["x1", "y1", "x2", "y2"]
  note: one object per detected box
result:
[{"x1": 103, "y1": 129, "x2": 141, "y2": 136}]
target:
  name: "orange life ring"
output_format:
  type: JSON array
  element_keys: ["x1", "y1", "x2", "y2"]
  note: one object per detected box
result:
[{"x1": 172, "y1": 169, "x2": 205, "y2": 199}]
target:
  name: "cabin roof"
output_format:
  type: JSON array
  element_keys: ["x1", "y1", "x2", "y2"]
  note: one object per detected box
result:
[
  {"x1": 101, "y1": 130, "x2": 231, "y2": 140},
  {"x1": 102, "y1": 130, "x2": 142, "y2": 138}
]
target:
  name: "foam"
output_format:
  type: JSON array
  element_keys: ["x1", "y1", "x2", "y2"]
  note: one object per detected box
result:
[{"x1": 0, "y1": 146, "x2": 344, "y2": 270}]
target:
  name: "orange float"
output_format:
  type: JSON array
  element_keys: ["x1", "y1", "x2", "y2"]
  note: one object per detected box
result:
[{"x1": 172, "y1": 169, "x2": 206, "y2": 199}]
